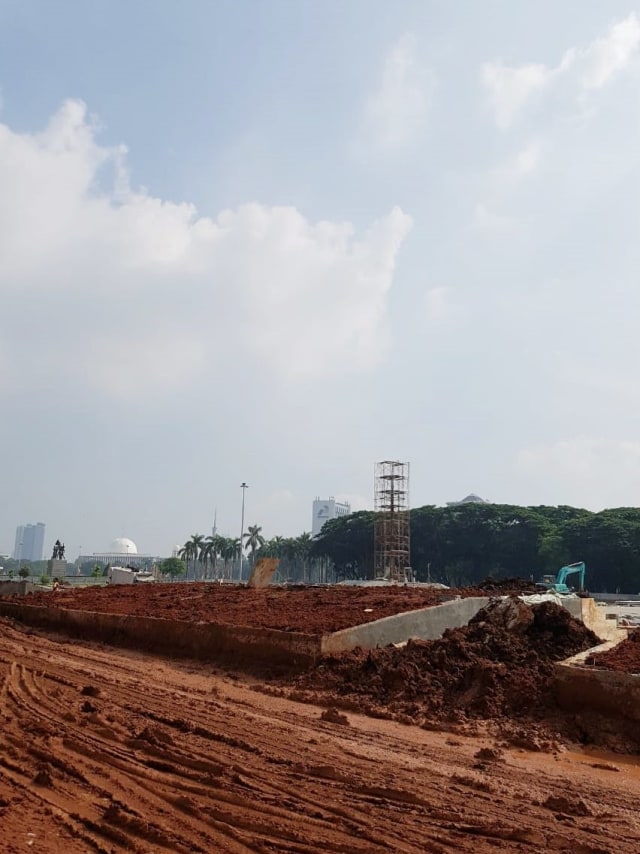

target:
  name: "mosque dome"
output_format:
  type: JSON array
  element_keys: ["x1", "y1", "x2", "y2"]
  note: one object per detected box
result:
[{"x1": 109, "y1": 537, "x2": 138, "y2": 555}]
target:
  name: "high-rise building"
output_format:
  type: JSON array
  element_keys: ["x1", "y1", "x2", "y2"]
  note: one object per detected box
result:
[
  {"x1": 311, "y1": 498, "x2": 351, "y2": 537},
  {"x1": 13, "y1": 522, "x2": 46, "y2": 562}
]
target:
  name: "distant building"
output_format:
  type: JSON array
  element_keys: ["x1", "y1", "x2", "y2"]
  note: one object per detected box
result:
[
  {"x1": 312, "y1": 497, "x2": 351, "y2": 537},
  {"x1": 13, "y1": 523, "x2": 46, "y2": 562},
  {"x1": 78, "y1": 537, "x2": 155, "y2": 569},
  {"x1": 446, "y1": 494, "x2": 490, "y2": 507}
]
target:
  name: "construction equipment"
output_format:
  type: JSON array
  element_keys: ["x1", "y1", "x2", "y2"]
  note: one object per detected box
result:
[{"x1": 537, "y1": 562, "x2": 586, "y2": 595}]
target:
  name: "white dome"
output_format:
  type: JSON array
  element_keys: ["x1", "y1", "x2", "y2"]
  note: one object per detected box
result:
[{"x1": 109, "y1": 537, "x2": 138, "y2": 555}]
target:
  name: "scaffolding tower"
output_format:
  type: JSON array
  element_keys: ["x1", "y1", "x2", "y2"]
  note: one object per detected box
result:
[{"x1": 374, "y1": 461, "x2": 411, "y2": 582}]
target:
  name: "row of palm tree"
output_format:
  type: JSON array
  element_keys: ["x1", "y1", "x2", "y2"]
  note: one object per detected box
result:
[
  {"x1": 178, "y1": 534, "x2": 240, "y2": 581},
  {"x1": 255, "y1": 532, "x2": 334, "y2": 583},
  {"x1": 177, "y1": 527, "x2": 337, "y2": 584},
  {"x1": 178, "y1": 525, "x2": 267, "y2": 581}
]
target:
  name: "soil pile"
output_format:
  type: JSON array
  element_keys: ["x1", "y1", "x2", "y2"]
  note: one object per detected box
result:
[
  {"x1": 9, "y1": 583, "x2": 445, "y2": 634},
  {"x1": 457, "y1": 577, "x2": 537, "y2": 596},
  {"x1": 297, "y1": 598, "x2": 600, "y2": 720},
  {"x1": 587, "y1": 629, "x2": 640, "y2": 673}
]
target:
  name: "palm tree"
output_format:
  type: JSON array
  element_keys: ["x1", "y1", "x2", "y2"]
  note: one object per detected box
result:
[
  {"x1": 202, "y1": 534, "x2": 223, "y2": 579},
  {"x1": 243, "y1": 524, "x2": 265, "y2": 569},
  {"x1": 220, "y1": 537, "x2": 241, "y2": 580},
  {"x1": 178, "y1": 542, "x2": 194, "y2": 580},
  {"x1": 180, "y1": 534, "x2": 205, "y2": 580},
  {"x1": 266, "y1": 536, "x2": 285, "y2": 558}
]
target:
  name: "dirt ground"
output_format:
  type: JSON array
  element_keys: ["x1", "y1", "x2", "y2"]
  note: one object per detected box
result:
[
  {"x1": 292, "y1": 598, "x2": 600, "y2": 721},
  {"x1": 9, "y1": 584, "x2": 446, "y2": 633},
  {"x1": 8, "y1": 579, "x2": 536, "y2": 635},
  {"x1": 1, "y1": 617, "x2": 639, "y2": 853},
  {"x1": 588, "y1": 629, "x2": 640, "y2": 673}
]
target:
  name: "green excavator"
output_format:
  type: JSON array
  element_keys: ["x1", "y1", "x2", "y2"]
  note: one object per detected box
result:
[{"x1": 537, "y1": 561, "x2": 586, "y2": 595}]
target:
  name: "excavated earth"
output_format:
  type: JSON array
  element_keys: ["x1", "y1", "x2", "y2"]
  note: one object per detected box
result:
[
  {"x1": 587, "y1": 629, "x2": 640, "y2": 673},
  {"x1": 4, "y1": 578, "x2": 536, "y2": 634},
  {"x1": 10, "y1": 584, "x2": 444, "y2": 633},
  {"x1": 291, "y1": 599, "x2": 600, "y2": 723},
  {"x1": 1, "y1": 615, "x2": 640, "y2": 853}
]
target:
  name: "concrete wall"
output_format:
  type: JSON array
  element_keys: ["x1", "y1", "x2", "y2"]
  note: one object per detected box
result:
[
  {"x1": 0, "y1": 594, "x2": 607, "y2": 671},
  {"x1": 0, "y1": 602, "x2": 321, "y2": 672},
  {"x1": 578, "y1": 598, "x2": 627, "y2": 642},
  {"x1": 0, "y1": 580, "x2": 38, "y2": 596},
  {"x1": 555, "y1": 642, "x2": 640, "y2": 721},
  {"x1": 321, "y1": 597, "x2": 491, "y2": 654}
]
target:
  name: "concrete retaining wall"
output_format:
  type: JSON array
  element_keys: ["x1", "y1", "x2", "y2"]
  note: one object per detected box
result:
[
  {"x1": 0, "y1": 580, "x2": 38, "y2": 596},
  {"x1": 320, "y1": 597, "x2": 491, "y2": 654},
  {"x1": 577, "y1": 598, "x2": 627, "y2": 642},
  {"x1": 0, "y1": 602, "x2": 321, "y2": 671},
  {"x1": 1, "y1": 594, "x2": 607, "y2": 671},
  {"x1": 555, "y1": 642, "x2": 640, "y2": 721}
]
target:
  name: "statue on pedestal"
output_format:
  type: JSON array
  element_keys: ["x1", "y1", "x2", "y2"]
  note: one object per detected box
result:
[{"x1": 52, "y1": 540, "x2": 66, "y2": 560}]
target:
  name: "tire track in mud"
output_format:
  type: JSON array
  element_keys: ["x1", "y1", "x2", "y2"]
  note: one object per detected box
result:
[{"x1": 1, "y1": 617, "x2": 639, "y2": 853}]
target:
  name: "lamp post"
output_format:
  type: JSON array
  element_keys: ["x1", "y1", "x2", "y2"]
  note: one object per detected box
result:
[{"x1": 239, "y1": 482, "x2": 248, "y2": 582}]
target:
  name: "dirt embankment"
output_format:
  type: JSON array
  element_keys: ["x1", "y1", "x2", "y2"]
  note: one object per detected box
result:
[
  {"x1": 1, "y1": 616, "x2": 639, "y2": 853},
  {"x1": 5, "y1": 578, "x2": 536, "y2": 634},
  {"x1": 292, "y1": 598, "x2": 600, "y2": 724},
  {"x1": 587, "y1": 629, "x2": 640, "y2": 672},
  {"x1": 5, "y1": 584, "x2": 443, "y2": 633}
]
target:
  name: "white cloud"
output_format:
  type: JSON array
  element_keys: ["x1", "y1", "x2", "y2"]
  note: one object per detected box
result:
[
  {"x1": 516, "y1": 437, "x2": 640, "y2": 508},
  {"x1": 580, "y1": 13, "x2": 640, "y2": 89},
  {"x1": 0, "y1": 100, "x2": 412, "y2": 399},
  {"x1": 473, "y1": 140, "x2": 541, "y2": 231},
  {"x1": 482, "y1": 62, "x2": 552, "y2": 130},
  {"x1": 482, "y1": 13, "x2": 640, "y2": 128},
  {"x1": 359, "y1": 34, "x2": 433, "y2": 153}
]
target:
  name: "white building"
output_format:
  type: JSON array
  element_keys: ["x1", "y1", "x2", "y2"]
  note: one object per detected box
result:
[
  {"x1": 312, "y1": 497, "x2": 351, "y2": 537},
  {"x1": 78, "y1": 538, "x2": 154, "y2": 569},
  {"x1": 446, "y1": 494, "x2": 490, "y2": 506}
]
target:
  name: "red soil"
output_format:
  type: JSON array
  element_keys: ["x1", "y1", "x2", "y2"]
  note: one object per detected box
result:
[
  {"x1": 13, "y1": 583, "x2": 445, "y2": 633},
  {"x1": 2, "y1": 616, "x2": 638, "y2": 853},
  {"x1": 588, "y1": 629, "x2": 640, "y2": 673},
  {"x1": 293, "y1": 598, "x2": 600, "y2": 721}
]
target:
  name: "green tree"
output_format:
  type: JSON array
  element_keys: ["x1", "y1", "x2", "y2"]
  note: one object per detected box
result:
[
  {"x1": 243, "y1": 525, "x2": 265, "y2": 568},
  {"x1": 179, "y1": 533, "x2": 205, "y2": 580},
  {"x1": 202, "y1": 535, "x2": 223, "y2": 579},
  {"x1": 219, "y1": 537, "x2": 241, "y2": 579},
  {"x1": 18, "y1": 566, "x2": 30, "y2": 578},
  {"x1": 159, "y1": 557, "x2": 186, "y2": 579}
]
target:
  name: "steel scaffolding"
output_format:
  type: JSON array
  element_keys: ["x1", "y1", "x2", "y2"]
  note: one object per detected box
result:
[{"x1": 374, "y1": 461, "x2": 411, "y2": 582}]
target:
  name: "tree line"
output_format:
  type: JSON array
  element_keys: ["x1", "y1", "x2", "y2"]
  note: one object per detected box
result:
[
  {"x1": 309, "y1": 503, "x2": 640, "y2": 593},
  {"x1": 172, "y1": 527, "x2": 335, "y2": 583}
]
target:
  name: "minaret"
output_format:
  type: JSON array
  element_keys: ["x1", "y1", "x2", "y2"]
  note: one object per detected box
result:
[{"x1": 212, "y1": 508, "x2": 218, "y2": 538}]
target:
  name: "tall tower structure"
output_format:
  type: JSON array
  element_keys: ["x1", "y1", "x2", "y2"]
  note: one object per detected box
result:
[{"x1": 374, "y1": 461, "x2": 411, "y2": 582}]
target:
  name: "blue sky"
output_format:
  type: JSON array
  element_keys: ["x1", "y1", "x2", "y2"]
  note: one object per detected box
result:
[{"x1": 1, "y1": 1, "x2": 640, "y2": 558}]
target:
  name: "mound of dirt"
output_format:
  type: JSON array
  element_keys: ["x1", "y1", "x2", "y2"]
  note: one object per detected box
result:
[
  {"x1": 296, "y1": 598, "x2": 600, "y2": 721},
  {"x1": 463, "y1": 577, "x2": 537, "y2": 596},
  {"x1": 9, "y1": 583, "x2": 446, "y2": 634},
  {"x1": 587, "y1": 629, "x2": 640, "y2": 673}
]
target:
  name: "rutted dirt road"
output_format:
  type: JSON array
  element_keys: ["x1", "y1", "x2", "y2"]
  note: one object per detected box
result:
[{"x1": 1, "y1": 617, "x2": 639, "y2": 853}]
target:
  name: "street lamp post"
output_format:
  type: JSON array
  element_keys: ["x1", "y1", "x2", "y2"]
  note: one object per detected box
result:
[{"x1": 239, "y1": 482, "x2": 248, "y2": 582}]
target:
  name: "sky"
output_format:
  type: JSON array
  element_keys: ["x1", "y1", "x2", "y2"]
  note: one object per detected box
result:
[{"x1": 2, "y1": 1, "x2": 640, "y2": 558}]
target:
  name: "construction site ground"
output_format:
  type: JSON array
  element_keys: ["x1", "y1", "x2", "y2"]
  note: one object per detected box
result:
[
  {"x1": 2, "y1": 615, "x2": 640, "y2": 854},
  {"x1": 7, "y1": 579, "x2": 534, "y2": 634}
]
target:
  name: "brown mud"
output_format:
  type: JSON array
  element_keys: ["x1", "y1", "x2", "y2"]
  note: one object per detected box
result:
[
  {"x1": 7, "y1": 584, "x2": 444, "y2": 633},
  {"x1": 292, "y1": 599, "x2": 599, "y2": 721},
  {"x1": 4, "y1": 578, "x2": 535, "y2": 634},
  {"x1": 588, "y1": 628, "x2": 640, "y2": 673},
  {"x1": 1, "y1": 616, "x2": 639, "y2": 852}
]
